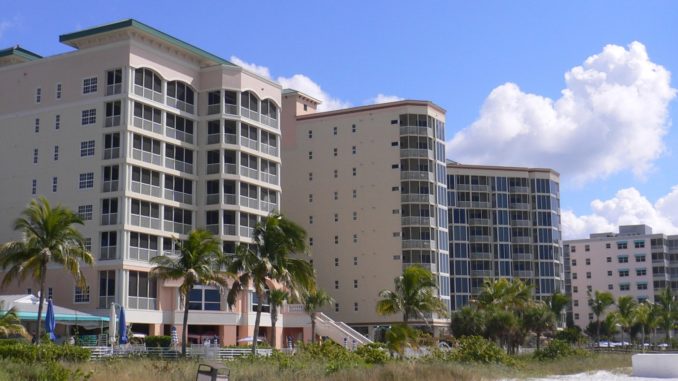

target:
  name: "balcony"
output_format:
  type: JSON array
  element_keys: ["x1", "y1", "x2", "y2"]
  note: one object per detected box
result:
[
  {"x1": 261, "y1": 201, "x2": 278, "y2": 213},
  {"x1": 240, "y1": 166, "x2": 258, "y2": 180},
  {"x1": 224, "y1": 104, "x2": 238, "y2": 115},
  {"x1": 206, "y1": 163, "x2": 220, "y2": 175},
  {"x1": 261, "y1": 115, "x2": 278, "y2": 129},
  {"x1": 127, "y1": 296, "x2": 158, "y2": 310},
  {"x1": 512, "y1": 236, "x2": 532, "y2": 244},
  {"x1": 510, "y1": 203, "x2": 530, "y2": 210},
  {"x1": 101, "y1": 213, "x2": 118, "y2": 225},
  {"x1": 468, "y1": 218, "x2": 490, "y2": 226},
  {"x1": 207, "y1": 104, "x2": 220, "y2": 115},
  {"x1": 164, "y1": 189, "x2": 193, "y2": 205},
  {"x1": 513, "y1": 253, "x2": 533, "y2": 261},
  {"x1": 224, "y1": 133, "x2": 237, "y2": 145},
  {"x1": 100, "y1": 246, "x2": 117, "y2": 261},
  {"x1": 130, "y1": 215, "x2": 161, "y2": 230},
  {"x1": 223, "y1": 224, "x2": 236, "y2": 236},
  {"x1": 401, "y1": 216, "x2": 435, "y2": 226},
  {"x1": 103, "y1": 147, "x2": 120, "y2": 160},
  {"x1": 133, "y1": 84, "x2": 163, "y2": 103},
  {"x1": 164, "y1": 221, "x2": 191, "y2": 235},
  {"x1": 128, "y1": 247, "x2": 158, "y2": 262},
  {"x1": 402, "y1": 240, "x2": 436, "y2": 249},
  {"x1": 130, "y1": 181, "x2": 162, "y2": 198},
  {"x1": 456, "y1": 184, "x2": 471, "y2": 191},
  {"x1": 104, "y1": 115, "x2": 121, "y2": 127},
  {"x1": 261, "y1": 144, "x2": 279, "y2": 157},
  {"x1": 102, "y1": 180, "x2": 119, "y2": 193},
  {"x1": 166, "y1": 127, "x2": 194, "y2": 144},
  {"x1": 106, "y1": 83, "x2": 122, "y2": 96},
  {"x1": 469, "y1": 235, "x2": 492, "y2": 243},
  {"x1": 207, "y1": 134, "x2": 220, "y2": 145},
  {"x1": 224, "y1": 163, "x2": 237, "y2": 175},
  {"x1": 240, "y1": 196, "x2": 259, "y2": 210},
  {"x1": 133, "y1": 116, "x2": 163, "y2": 135},
  {"x1": 401, "y1": 194, "x2": 434, "y2": 203},
  {"x1": 240, "y1": 136, "x2": 258, "y2": 151},
  {"x1": 240, "y1": 226, "x2": 254, "y2": 238},
  {"x1": 260, "y1": 172, "x2": 279, "y2": 185},
  {"x1": 98, "y1": 296, "x2": 115, "y2": 309},
  {"x1": 206, "y1": 194, "x2": 219, "y2": 205},
  {"x1": 166, "y1": 97, "x2": 194, "y2": 114},
  {"x1": 510, "y1": 219, "x2": 530, "y2": 227},
  {"x1": 509, "y1": 186, "x2": 530, "y2": 193},
  {"x1": 240, "y1": 107, "x2": 260, "y2": 122},
  {"x1": 400, "y1": 171, "x2": 434, "y2": 181},
  {"x1": 471, "y1": 270, "x2": 493, "y2": 278},
  {"x1": 471, "y1": 184, "x2": 490, "y2": 192},
  {"x1": 400, "y1": 149, "x2": 433, "y2": 159},
  {"x1": 206, "y1": 224, "x2": 219, "y2": 235},
  {"x1": 514, "y1": 270, "x2": 534, "y2": 278},
  {"x1": 131, "y1": 148, "x2": 162, "y2": 166},
  {"x1": 399, "y1": 126, "x2": 433, "y2": 137},
  {"x1": 471, "y1": 201, "x2": 491, "y2": 208},
  {"x1": 165, "y1": 158, "x2": 193, "y2": 174},
  {"x1": 470, "y1": 252, "x2": 492, "y2": 260}
]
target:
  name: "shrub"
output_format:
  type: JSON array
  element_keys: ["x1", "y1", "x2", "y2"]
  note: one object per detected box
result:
[
  {"x1": 0, "y1": 342, "x2": 91, "y2": 362},
  {"x1": 355, "y1": 343, "x2": 389, "y2": 364},
  {"x1": 449, "y1": 336, "x2": 513, "y2": 365},
  {"x1": 0, "y1": 358, "x2": 91, "y2": 381},
  {"x1": 533, "y1": 339, "x2": 585, "y2": 361},
  {"x1": 145, "y1": 336, "x2": 172, "y2": 348},
  {"x1": 554, "y1": 327, "x2": 584, "y2": 344}
]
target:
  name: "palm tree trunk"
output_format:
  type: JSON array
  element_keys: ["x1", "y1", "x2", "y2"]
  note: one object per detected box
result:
[
  {"x1": 403, "y1": 313, "x2": 409, "y2": 328},
  {"x1": 596, "y1": 318, "x2": 601, "y2": 346},
  {"x1": 182, "y1": 293, "x2": 190, "y2": 356},
  {"x1": 270, "y1": 305, "x2": 278, "y2": 349},
  {"x1": 311, "y1": 312, "x2": 316, "y2": 344},
  {"x1": 252, "y1": 290, "x2": 264, "y2": 355},
  {"x1": 35, "y1": 273, "x2": 46, "y2": 345},
  {"x1": 536, "y1": 330, "x2": 541, "y2": 351},
  {"x1": 642, "y1": 326, "x2": 646, "y2": 353},
  {"x1": 620, "y1": 328, "x2": 624, "y2": 352}
]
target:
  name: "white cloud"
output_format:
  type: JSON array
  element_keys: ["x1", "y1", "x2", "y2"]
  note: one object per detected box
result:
[
  {"x1": 366, "y1": 94, "x2": 404, "y2": 104},
  {"x1": 0, "y1": 19, "x2": 14, "y2": 40},
  {"x1": 228, "y1": 56, "x2": 271, "y2": 79},
  {"x1": 447, "y1": 42, "x2": 676, "y2": 185},
  {"x1": 562, "y1": 187, "x2": 678, "y2": 240}
]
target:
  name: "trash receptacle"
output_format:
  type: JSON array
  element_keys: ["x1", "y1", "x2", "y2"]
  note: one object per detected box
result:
[{"x1": 196, "y1": 363, "x2": 229, "y2": 381}]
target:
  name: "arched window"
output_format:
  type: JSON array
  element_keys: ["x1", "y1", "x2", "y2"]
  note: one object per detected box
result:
[
  {"x1": 240, "y1": 91, "x2": 259, "y2": 113},
  {"x1": 133, "y1": 68, "x2": 162, "y2": 102},
  {"x1": 261, "y1": 99, "x2": 278, "y2": 120},
  {"x1": 167, "y1": 81, "x2": 195, "y2": 113}
]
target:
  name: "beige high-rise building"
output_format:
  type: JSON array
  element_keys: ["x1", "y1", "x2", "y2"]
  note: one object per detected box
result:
[
  {"x1": 281, "y1": 91, "x2": 450, "y2": 336},
  {"x1": 0, "y1": 19, "x2": 312, "y2": 348},
  {"x1": 445, "y1": 163, "x2": 564, "y2": 310}
]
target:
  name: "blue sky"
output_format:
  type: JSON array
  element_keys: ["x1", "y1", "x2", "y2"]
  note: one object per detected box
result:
[{"x1": 2, "y1": 1, "x2": 678, "y2": 238}]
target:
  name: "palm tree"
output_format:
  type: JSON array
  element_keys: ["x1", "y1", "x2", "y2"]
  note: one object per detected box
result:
[
  {"x1": 269, "y1": 288, "x2": 288, "y2": 348},
  {"x1": 0, "y1": 197, "x2": 93, "y2": 344},
  {"x1": 376, "y1": 265, "x2": 448, "y2": 327},
  {"x1": 547, "y1": 291, "x2": 570, "y2": 326},
  {"x1": 523, "y1": 302, "x2": 556, "y2": 350},
  {"x1": 450, "y1": 306, "x2": 485, "y2": 337},
  {"x1": 615, "y1": 295, "x2": 638, "y2": 349},
  {"x1": 150, "y1": 229, "x2": 228, "y2": 356},
  {"x1": 476, "y1": 278, "x2": 532, "y2": 312},
  {"x1": 0, "y1": 301, "x2": 26, "y2": 338},
  {"x1": 589, "y1": 290, "x2": 615, "y2": 346},
  {"x1": 303, "y1": 289, "x2": 334, "y2": 344},
  {"x1": 656, "y1": 287, "x2": 676, "y2": 341},
  {"x1": 226, "y1": 213, "x2": 315, "y2": 354},
  {"x1": 633, "y1": 302, "x2": 652, "y2": 351}
]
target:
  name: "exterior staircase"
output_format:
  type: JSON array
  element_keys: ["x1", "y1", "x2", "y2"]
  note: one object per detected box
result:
[{"x1": 314, "y1": 312, "x2": 372, "y2": 349}]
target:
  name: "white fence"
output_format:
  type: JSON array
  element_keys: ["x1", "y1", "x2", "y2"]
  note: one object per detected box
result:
[{"x1": 86, "y1": 345, "x2": 272, "y2": 360}]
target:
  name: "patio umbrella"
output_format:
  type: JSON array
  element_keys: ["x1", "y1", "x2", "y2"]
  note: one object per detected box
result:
[
  {"x1": 45, "y1": 298, "x2": 56, "y2": 342},
  {"x1": 109, "y1": 303, "x2": 116, "y2": 345},
  {"x1": 118, "y1": 306, "x2": 128, "y2": 345}
]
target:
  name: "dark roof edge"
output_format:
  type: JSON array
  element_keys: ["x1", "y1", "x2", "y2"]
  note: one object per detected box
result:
[
  {"x1": 59, "y1": 19, "x2": 236, "y2": 67},
  {"x1": 0, "y1": 46, "x2": 43, "y2": 60},
  {"x1": 297, "y1": 100, "x2": 446, "y2": 121}
]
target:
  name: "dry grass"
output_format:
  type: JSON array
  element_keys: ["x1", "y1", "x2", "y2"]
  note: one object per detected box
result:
[{"x1": 67, "y1": 352, "x2": 632, "y2": 381}]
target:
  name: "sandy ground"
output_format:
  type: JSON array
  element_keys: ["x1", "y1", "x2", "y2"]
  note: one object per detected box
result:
[{"x1": 512, "y1": 370, "x2": 678, "y2": 381}]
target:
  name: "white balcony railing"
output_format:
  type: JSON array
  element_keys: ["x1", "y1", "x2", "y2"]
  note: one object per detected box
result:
[
  {"x1": 165, "y1": 158, "x2": 193, "y2": 174},
  {"x1": 166, "y1": 97, "x2": 194, "y2": 114},
  {"x1": 128, "y1": 247, "x2": 158, "y2": 262},
  {"x1": 130, "y1": 181, "x2": 162, "y2": 198},
  {"x1": 100, "y1": 246, "x2": 117, "y2": 261},
  {"x1": 164, "y1": 189, "x2": 192, "y2": 205},
  {"x1": 240, "y1": 167, "x2": 258, "y2": 180},
  {"x1": 224, "y1": 104, "x2": 238, "y2": 115},
  {"x1": 223, "y1": 194, "x2": 236, "y2": 205},
  {"x1": 106, "y1": 83, "x2": 122, "y2": 96},
  {"x1": 105, "y1": 115, "x2": 121, "y2": 127},
  {"x1": 127, "y1": 296, "x2": 158, "y2": 310},
  {"x1": 103, "y1": 147, "x2": 120, "y2": 160},
  {"x1": 166, "y1": 127, "x2": 194, "y2": 144},
  {"x1": 102, "y1": 180, "x2": 119, "y2": 193},
  {"x1": 223, "y1": 224, "x2": 236, "y2": 236},
  {"x1": 101, "y1": 213, "x2": 118, "y2": 225},
  {"x1": 224, "y1": 133, "x2": 237, "y2": 145},
  {"x1": 133, "y1": 116, "x2": 163, "y2": 135},
  {"x1": 133, "y1": 84, "x2": 163, "y2": 103},
  {"x1": 130, "y1": 215, "x2": 161, "y2": 230},
  {"x1": 131, "y1": 148, "x2": 162, "y2": 166}
]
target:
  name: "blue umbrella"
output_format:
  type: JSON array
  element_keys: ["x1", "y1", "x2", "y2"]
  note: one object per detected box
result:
[
  {"x1": 45, "y1": 298, "x2": 56, "y2": 342},
  {"x1": 118, "y1": 306, "x2": 128, "y2": 345}
]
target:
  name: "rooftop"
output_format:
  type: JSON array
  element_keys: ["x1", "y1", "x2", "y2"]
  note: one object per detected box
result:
[{"x1": 295, "y1": 99, "x2": 446, "y2": 121}]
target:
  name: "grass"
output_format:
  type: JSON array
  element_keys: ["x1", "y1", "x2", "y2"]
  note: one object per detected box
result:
[{"x1": 57, "y1": 351, "x2": 632, "y2": 381}]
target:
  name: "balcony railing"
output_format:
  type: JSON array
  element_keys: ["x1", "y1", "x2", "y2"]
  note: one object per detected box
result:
[
  {"x1": 224, "y1": 194, "x2": 236, "y2": 205},
  {"x1": 261, "y1": 115, "x2": 278, "y2": 129},
  {"x1": 261, "y1": 144, "x2": 279, "y2": 157},
  {"x1": 206, "y1": 224, "x2": 219, "y2": 235},
  {"x1": 206, "y1": 163, "x2": 220, "y2": 175},
  {"x1": 509, "y1": 186, "x2": 530, "y2": 193},
  {"x1": 106, "y1": 83, "x2": 122, "y2": 96},
  {"x1": 514, "y1": 270, "x2": 534, "y2": 278},
  {"x1": 240, "y1": 226, "x2": 254, "y2": 238},
  {"x1": 513, "y1": 253, "x2": 533, "y2": 261},
  {"x1": 207, "y1": 104, "x2": 220, "y2": 115},
  {"x1": 471, "y1": 201, "x2": 492, "y2": 208},
  {"x1": 401, "y1": 194, "x2": 434, "y2": 203},
  {"x1": 402, "y1": 240, "x2": 436, "y2": 249},
  {"x1": 133, "y1": 116, "x2": 163, "y2": 135},
  {"x1": 470, "y1": 252, "x2": 492, "y2": 260},
  {"x1": 166, "y1": 97, "x2": 194, "y2": 114},
  {"x1": 401, "y1": 216, "x2": 435, "y2": 226},
  {"x1": 207, "y1": 134, "x2": 220, "y2": 145},
  {"x1": 166, "y1": 127, "x2": 194, "y2": 144},
  {"x1": 224, "y1": 104, "x2": 238, "y2": 115},
  {"x1": 105, "y1": 115, "x2": 121, "y2": 127},
  {"x1": 223, "y1": 224, "x2": 236, "y2": 236},
  {"x1": 102, "y1": 180, "x2": 119, "y2": 193},
  {"x1": 128, "y1": 247, "x2": 158, "y2": 262},
  {"x1": 260, "y1": 172, "x2": 279, "y2": 185},
  {"x1": 471, "y1": 184, "x2": 490, "y2": 192},
  {"x1": 261, "y1": 201, "x2": 278, "y2": 213},
  {"x1": 510, "y1": 219, "x2": 530, "y2": 227},
  {"x1": 130, "y1": 215, "x2": 161, "y2": 230},
  {"x1": 127, "y1": 296, "x2": 158, "y2": 310},
  {"x1": 100, "y1": 246, "x2": 117, "y2": 261},
  {"x1": 130, "y1": 181, "x2": 162, "y2": 198},
  {"x1": 399, "y1": 126, "x2": 432, "y2": 137},
  {"x1": 98, "y1": 296, "x2": 115, "y2": 309},
  {"x1": 240, "y1": 136, "x2": 258, "y2": 151},
  {"x1": 164, "y1": 189, "x2": 192, "y2": 205},
  {"x1": 206, "y1": 194, "x2": 219, "y2": 205},
  {"x1": 131, "y1": 148, "x2": 162, "y2": 166},
  {"x1": 165, "y1": 158, "x2": 193, "y2": 174},
  {"x1": 240, "y1": 196, "x2": 259, "y2": 210},
  {"x1": 164, "y1": 221, "x2": 192, "y2": 235},
  {"x1": 469, "y1": 218, "x2": 490, "y2": 226},
  {"x1": 240, "y1": 107, "x2": 259, "y2": 122},
  {"x1": 101, "y1": 213, "x2": 118, "y2": 225},
  {"x1": 224, "y1": 133, "x2": 237, "y2": 144},
  {"x1": 400, "y1": 171, "x2": 434, "y2": 181},
  {"x1": 509, "y1": 203, "x2": 530, "y2": 210},
  {"x1": 512, "y1": 236, "x2": 532, "y2": 244},
  {"x1": 400, "y1": 149, "x2": 433, "y2": 159},
  {"x1": 224, "y1": 163, "x2": 237, "y2": 175},
  {"x1": 469, "y1": 235, "x2": 492, "y2": 243},
  {"x1": 471, "y1": 270, "x2": 493, "y2": 277},
  {"x1": 103, "y1": 147, "x2": 120, "y2": 160},
  {"x1": 240, "y1": 167, "x2": 258, "y2": 180},
  {"x1": 133, "y1": 84, "x2": 163, "y2": 103}
]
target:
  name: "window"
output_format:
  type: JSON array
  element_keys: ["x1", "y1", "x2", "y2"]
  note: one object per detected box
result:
[
  {"x1": 572, "y1": 273, "x2": 577, "y2": 280},
  {"x1": 84, "y1": 238, "x2": 92, "y2": 252},
  {"x1": 588, "y1": 313, "x2": 594, "y2": 321},
  {"x1": 391, "y1": 164, "x2": 399, "y2": 169},
  {"x1": 619, "y1": 269, "x2": 630, "y2": 277},
  {"x1": 353, "y1": 189, "x2": 357, "y2": 198},
  {"x1": 573, "y1": 286, "x2": 578, "y2": 293},
  {"x1": 334, "y1": 235, "x2": 339, "y2": 244},
  {"x1": 352, "y1": 167, "x2": 357, "y2": 176},
  {"x1": 353, "y1": 212, "x2": 357, "y2": 221},
  {"x1": 354, "y1": 302, "x2": 358, "y2": 312},
  {"x1": 607, "y1": 270, "x2": 612, "y2": 276},
  {"x1": 392, "y1": 209, "x2": 399, "y2": 214},
  {"x1": 608, "y1": 284, "x2": 614, "y2": 290},
  {"x1": 585, "y1": 258, "x2": 591, "y2": 265},
  {"x1": 571, "y1": 246, "x2": 576, "y2": 253},
  {"x1": 620, "y1": 283, "x2": 630, "y2": 291},
  {"x1": 637, "y1": 283, "x2": 648, "y2": 290},
  {"x1": 83, "y1": 77, "x2": 98, "y2": 94},
  {"x1": 618, "y1": 255, "x2": 628, "y2": 263},
  {"x1": 55, "y1": 115, "x2": 60, "y2": 130},
  {"x1": 634, "y1": 240, "x2": 645, "y2": 249},
  {"x1": 308, "y1": 194, "x2": 313, "y2": 203},
  {"x1": 100, "y1": 232, "x2": 118, "y2": 260},
  {"x1": 636, "y1": 268, "x2": 647, "y2": 276},
  {"x1": 128, "y1": 271, "x2": 158, "y2": 309},
  {"x1": 79, "y1": 172, "x2": 94, "y2": 189},
  {"x1": 352, "y1": 146, "x2": 356, "y2": 155},
  {"x1": 606, "y1": 243, "x2": 611, "y2": 249},
  {"x1": 33, "y1": 148, "x2": 38, "y2": 164},
  {"x1": 334, "y1": 213, "x2": 339, "y2": 222},
  {"x1": 99, "y1": 270, "x2": 115, "y2": 308},
  {"x1": 585, "y1": 244, "x2": 590, "y2": 252},
  {"x1": 586, "y1": 272, "x2": 591, "y2": 279},
  {"x1": 188, "y1": 287, "x2": 220, "y2": 311},
  {"x1": 52, "y1": 177, "x2": 57, "y2": 192},
  {"x1": 106, "y1": 69, "x2": 122, "y2": 95},
  {"x1": 309, "y1": 216, "x2": 313, "y2": 224},
  {"x1": 334, "y1": 191, "x2": 338, "y2": 200},
  {"x1": 308, "y1": 130, "x2": 312, "y2": 139},
  {"x1": 335, "y1": 303, "x2": 339, "y2": 312},
  {"x1": 573, "y1": 300, "x2": 579, "y2": 307},
  {"x1": 308, "y1": 151, "x2": 313, "y2": 159},
  {"x1": 333, "y1": 126, "x2": 337, "y2": 135},
  {"x1": 34, "y1": 118, "x2": 40, "y2": 133},
  {"x1": 81, "y1": 109, "x2": 96, "y2": 125},
  {"x1": 80, "y1": 140, "x2": 95, "y2": 157},
  {"x1": 334, "y1": 258, "x2": 339, "y2": 266},
  {"x1": 53, "y1": 144, "x2": 59, "y2": 159},
  {"x1": 352, "y1": 124, "x2": 356, "y2": 133},
  {"x1": 333, "y1": 148, "x2": 338, "y2": 156},
  {"x1": 617, "y1": 241, "x2": 628, "y2": 250},
  {"x1": 574, "y1": 313, "x2": 580, "y2": 320},
  {"x1": 353, "y1": 257, "x2": 358, "y2": 265},
  {"x1": 587, "y1": 285, "x2": 592, "y2": 292},
  {"x1": 48, "y1": 288, "x2": 53, "y2": 299},
  {"x1": 309, "y1": 237, "x2": 313, "y2": 246},
  {"x1": 353, "y1": 234, "x2": 358, "y2": 243},
  {"x1": 308, "y1": 172, "x2": 313, "y2": 181},
  {"x1": 333, "y1": 170, "x2": 338, "y2": 178},
  {"x1": 31, "y1": 179, "x2": 37, "y2": 195},
  {"x1": 35, "y1": 88, "x2": 41, "y2": 103},
  {"x1": 77, "y1": 205, "x2": 93, "y2": 221},
  {"x1": 354, "y1": 280, "x2": 358, "y2": 288},
  {"x1": 56, "y1": 83, "x2": 62, "y2": 99},
  {"x1": 635, "y1": 254, "x2": 646, "y2": 262},
  {"x1": 74, "y1": 286, "x2": 90, "y2": 303},
  {"x1": 334, "y1": 280, "x2": 339, "y2": 289},
  {"x1": 606, "y1": 257, "x2": 612, "y2": 262},
  {"x1": 571, "y1": 259, "x2": 577, "y2": 266},
  {"x1": 391, "y1": 141, "x2": 398, "y2": 146}
]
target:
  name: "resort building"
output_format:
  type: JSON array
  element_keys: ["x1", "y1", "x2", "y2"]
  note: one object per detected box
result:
[
  {"x1": 445, "y1": 163, "x2": 565, "y2": 310},
  {"x1": 565, "y1": 224, "x2": 676, "y2": 330},
  {"x1": 280, "y1": 92, "x2": 450, "y2": 336},
  {"x1": 0, "y1": 19, "x2": 310, "y2": 348}
]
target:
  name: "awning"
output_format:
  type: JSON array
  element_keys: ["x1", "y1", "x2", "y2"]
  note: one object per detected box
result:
[{"x1": 0, "y1": 294, "x2": 109, "y2": 328}]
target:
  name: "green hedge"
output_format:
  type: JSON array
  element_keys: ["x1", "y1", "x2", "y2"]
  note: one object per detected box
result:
[
  {"x1": 145, "y1": 336, "x2": 172, "y2": 348},
  {"x1": 0, "y1": 342, "x2": 90, "y2": 362},
  {"x1": 449, "y1": 336, "x2": 514, "y2": 365}
]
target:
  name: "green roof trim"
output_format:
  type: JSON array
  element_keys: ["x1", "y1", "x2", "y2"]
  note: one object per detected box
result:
[
  {"x1": 0, "y1": 46, "x2": 43, "y2": 61},
  {"x1": 59, "y1": 19, "x2": 236, "y2": 67}
]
